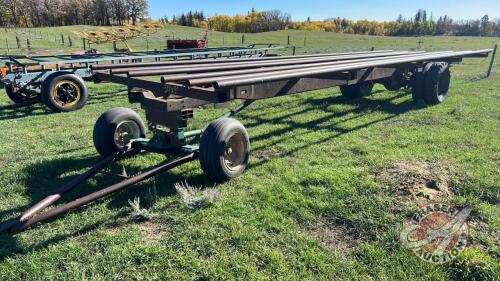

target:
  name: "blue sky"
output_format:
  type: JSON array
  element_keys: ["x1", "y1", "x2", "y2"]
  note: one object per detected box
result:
[{"x1": 149, "y1": 0, "x2": 500, "y2": 22}]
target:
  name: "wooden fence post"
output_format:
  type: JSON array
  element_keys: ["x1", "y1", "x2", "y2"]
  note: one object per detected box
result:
[
  {"x1": 242, "y1": 34, "x2": 245, "y2": 44},
  {"x1": 27, "y1": 38, "x2": 31, "y2": 50},
  {"x1": 486, "y1": 44, "x2": 497, "y2": 78},
  {"x1": 5, "y1": 39, "x2": 9, "y2": 52},
  {"x1": 83, "y1": 38, "x2": 87, "y2": 50},
  {"x1": 287, "y1": 35, "x2": 290, "y2": 45},
  {"x1": 16, "y1": 37, "x2": 21, "y2": 48},
  {"x1": 68, "y1": 36, "x2": 73, "y2": 47},
  {"x1": 61, "y1": 34, "x2": 65, "y2": 45}
]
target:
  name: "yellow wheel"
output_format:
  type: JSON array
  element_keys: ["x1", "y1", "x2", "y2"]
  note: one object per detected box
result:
[
  {"x1": 52, "y1": 80, "x2": 81, "y2": 107},
  {"x1": 42, "y1": 73, "x2": 88, "y2": 112}
]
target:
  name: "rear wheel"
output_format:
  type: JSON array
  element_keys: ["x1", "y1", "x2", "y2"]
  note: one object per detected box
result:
[
  {"x1": 422, "y1": 62, "x2": 451, "y2": 105},
  {"x1": 411, "y1": 62, "x2": 451, "y2": 105},
  {"x1": 93, "y1": 108, "x2": 146, "y2": 157},
  {"x1": 199, "y1": 118, "x2": 250, "y2": 181},
  {"x1": 340, "y1": 81, "x2": 374, "y2": 99},
  {"x1": 381, "y1": 70, "x2": 404, "y2": 91},
  {"x1": 5, "y1": 84, "x2": 39, "y2": 103},
  {"x1": 41, "y1": 73, "x2": 88, "y2": 112}
]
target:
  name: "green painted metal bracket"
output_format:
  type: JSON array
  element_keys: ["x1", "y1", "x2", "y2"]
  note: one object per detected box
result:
[{"x1": 131, "y1": 129, "x2": 202, "y2": 155}]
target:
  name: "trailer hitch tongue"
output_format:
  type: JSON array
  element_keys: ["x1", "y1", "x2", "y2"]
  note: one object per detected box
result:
[
  {"x1": 0, "y1": 151, "x2": 197, "y2": 235},
  {"x1": 0, "y1": 146, "x2": 132, "y2": 235}
]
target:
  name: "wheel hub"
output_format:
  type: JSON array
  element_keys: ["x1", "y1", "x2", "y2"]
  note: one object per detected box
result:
[
  {"x1": 223, "y1": 132, "x2": 246, "y2": 171},
  {"x1": 114, "y1": 121, "x2": 141, "y2": 148},
  {"x1": 52, "y1": 80, "x2": 81, "y2": 107}
]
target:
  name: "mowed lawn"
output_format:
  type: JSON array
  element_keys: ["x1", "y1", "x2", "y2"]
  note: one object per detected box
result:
[{"x1": 0, "y1": 26, "x2": 499, "y2": 280}]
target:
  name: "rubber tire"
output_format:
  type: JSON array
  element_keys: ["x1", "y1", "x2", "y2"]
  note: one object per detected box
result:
[
  {"x1": 340, "y1": 81, "x2": 374, "y2": 99},
  {"x1": 199, "y1": 118, "x2": 250, "y2": 181},
  {"x1": 93, "y1": 107, "x2": 146, "y2": 158},
  {"x1": 41, "y1": 73, "x2": 88, "y2": 112},
  {"x1": 381, "y1": 70, "x2": 404, "y2": 91},
  {"x1": 411, "y1": 72, "x2": 425, "y2": 102},
  {"x1": 422, "y1": 62, "x2": 451, "y2": 105},
  {"x1": 5, "y1": 84, "x2": 39, "y2": 103}
]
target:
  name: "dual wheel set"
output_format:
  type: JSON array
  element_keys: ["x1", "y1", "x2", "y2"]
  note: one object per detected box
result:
[
  {"x1": 5, "y1": 73, "x2": 88, "y2": 112},
  {"x1": 339, "y1": 62, "x2": 452, "y2": 105},
  {"x1": 93, "y1": 108, "x2": 251, "y2": 181}
]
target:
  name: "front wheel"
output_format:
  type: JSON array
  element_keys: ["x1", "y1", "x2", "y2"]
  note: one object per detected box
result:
[
  {"x1": 93, "y1": 108, "x2": 147, "y2": 157},
  {"x1": 41, "y1": 73, "x2": 88, "y2": 112},
  {"x1": 199, "y1": 118, "x2": 250, "y2": 181}
]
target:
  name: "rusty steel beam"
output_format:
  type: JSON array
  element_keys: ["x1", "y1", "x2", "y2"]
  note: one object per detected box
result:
[
  {"x1": 189, "y1": 49, "x2": 493, "y2": 88},
  {"x1": 160, "y1": 52, "x2": 451, "y2": 83},
  {"x1": 120, "y1": 51, "x2": 424, "y2": 77}
]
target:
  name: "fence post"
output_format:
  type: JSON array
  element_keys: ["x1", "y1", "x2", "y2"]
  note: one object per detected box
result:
[
  {"x1": 303, "y1": 36, "x2": 307, "y2": 47},
  {"x1": 222, "y1": 35, "x2": 225, "y2": 45},
  {"x1": 287, "y1": 35, "x2": 290, "y2": 45},
  {"x1": 68, "y1": 36, "x2": 73, "y2": 47},
  {"x1": 83, "y1": 38, "x2": 87, "y2": 50},
  {"x1": 27, "y1": 38, "x2": 31, "y2": 50},
  {"x1": 242, "y1": 34, "x2": 245, "y2": 44},
  {"x1": 5, "y1": 39, "x2": 9, "y2": 52},
  {"x1": 61, "y1": 34, "x2": 65, "y2": 45},
  {"x1": 486, "y1": 44, "x2": 497, "y2": 78},
  {"x1": 293, "y1": 46, "x2": 296, "y2": 56},
  {"x1": 16, "y1": 36, "x2": 21, "y2": 48}
]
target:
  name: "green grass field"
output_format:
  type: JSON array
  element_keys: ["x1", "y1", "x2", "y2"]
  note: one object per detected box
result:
[{"x1": 0, "y1": 25, "x2": 499, "y2": 280}]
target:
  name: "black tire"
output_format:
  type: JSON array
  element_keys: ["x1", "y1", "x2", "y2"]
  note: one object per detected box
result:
[
  {"x1": 93, "y1": 108, "x2": 146, "y2": 158},
  {"x1": 199, "y1": 118, "x2": 250, "y2": 181},
  {"x1": 411, "y1": 72, "x2": 425, "y2": 102},
  {"x1": 340, "y1": 81, "x2": 374, "y2": 99},
  {"x1": 5, "y1": 84, "x2": 39, "y2": 103},
  {"x1": 381, "y1": 70, "x2": 404, "y2": 91},
  {"x1": 422, "y1": 62, "x2": 451, "y2": 105},
  {"x1": 41, "y1": 73, "x2": 88, "y2": 112}
]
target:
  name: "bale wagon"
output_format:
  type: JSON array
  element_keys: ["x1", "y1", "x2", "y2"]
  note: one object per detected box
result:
[
  {"x1": 0, "y1": 45, "x2": 283, "y2": 112},
  {"x1": 0, "y1": 47, "x2": 496, "y2": 234}
]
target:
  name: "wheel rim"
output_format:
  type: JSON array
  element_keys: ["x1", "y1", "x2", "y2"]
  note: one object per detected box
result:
[
  {"x1": 223, "y1": 132, "x2": 247, "y2": 171},
  {"x1": 52, "y1": 80, "x2": 81, "y2": 107},
  {"x1": 7, "y1": 85, "x2": 39, "y2": 102},
  {"x1": 113, "y1": 120, "x2": 141, "y2": 148}
]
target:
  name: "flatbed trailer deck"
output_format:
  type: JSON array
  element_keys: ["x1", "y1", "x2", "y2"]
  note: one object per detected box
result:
[{"x1": 0, "y1": 48, "x2": 495, "y2": 235}]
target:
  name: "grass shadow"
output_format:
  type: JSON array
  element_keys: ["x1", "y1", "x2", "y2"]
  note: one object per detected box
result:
[
  {"x1": 0, "y1": 102, "x2": 52, "y2": 121},
  {"x1": 245, "y1": 90, "x2": 425, "y2": 168}
]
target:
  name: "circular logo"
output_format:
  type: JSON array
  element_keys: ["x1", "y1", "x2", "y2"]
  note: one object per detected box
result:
[{"x1": 399, "y1": 203, "x2": 470, "y2": 264}]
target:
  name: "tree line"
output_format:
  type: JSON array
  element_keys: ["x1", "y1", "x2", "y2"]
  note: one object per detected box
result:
[
  {"x1": 166, "y1": 9, "x2": 500, "y2": 37},
  {"x1": 0, "y1": 0, "x2": 149, "y2": 27},
  {"x1": 161, "y1": 9, "x2": 292, "y2": 33}
]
